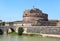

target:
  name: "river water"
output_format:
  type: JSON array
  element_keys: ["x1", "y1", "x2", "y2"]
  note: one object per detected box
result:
[{"x1": 0, "y1": 35, "x2": 60, "y2": 41}]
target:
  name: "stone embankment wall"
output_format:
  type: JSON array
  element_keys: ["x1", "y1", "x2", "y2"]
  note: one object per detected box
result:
[{"x1": 24, "y1": 26, "x2": 60, "y2": 35}]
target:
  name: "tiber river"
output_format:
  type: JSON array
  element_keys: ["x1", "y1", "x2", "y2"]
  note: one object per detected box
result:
[{"x1": 0, "y1": 35, "x2": 60, "y2": 41}]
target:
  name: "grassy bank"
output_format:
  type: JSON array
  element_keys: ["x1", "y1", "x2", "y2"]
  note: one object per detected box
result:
[
  {"x1": 8, "y1": 32, "x2": 60, "y2": 38},
  {"x1": 23, "y1": 33, "x2": 42, "y2": 37},
  {"x1": 8, "y1": 32, "x2": 42, "y2": 37},
  {"x1": 8, "y1": 32, "x2": 18, "y2": 35}
]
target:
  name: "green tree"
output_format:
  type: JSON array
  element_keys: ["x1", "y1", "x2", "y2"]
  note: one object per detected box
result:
[
  {"x1": 0, "y1": 29, "x2": 3, "y2": 35},
  {"x1": 2, "y1": 22, "x2": 5, "y2": 26},
  {"x1": 18, "y1": 27, "x2": 24, "y2": 35}
]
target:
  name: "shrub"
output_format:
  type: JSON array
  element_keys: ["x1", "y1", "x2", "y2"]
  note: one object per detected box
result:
[
  {"x1": 18, "y1": 27, "x2": 24, "y2": 35},
  {"x1": 2, "y1": 22, "x2": 5, "y2": 26},
  {"x1": 0, "y1": 29, "x2": 3, "y2": 35}
]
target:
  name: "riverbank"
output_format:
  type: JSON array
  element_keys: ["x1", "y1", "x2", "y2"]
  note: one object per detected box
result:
[
  {"x1": 40, "y1": 34, "x2": 60, "y2": 38},
  {"x1": 8, "y1": 32, "x2": 60, "y2": 38},
  {"x1": 23, "y1": 33, "x2": 60, "y2": 38}
]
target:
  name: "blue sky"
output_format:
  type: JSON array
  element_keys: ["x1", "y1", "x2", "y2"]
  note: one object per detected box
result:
[{"x1": 0, "y1": 0, "x2": 60, "y2": 22}]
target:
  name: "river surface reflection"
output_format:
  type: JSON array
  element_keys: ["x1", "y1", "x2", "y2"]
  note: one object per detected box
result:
[{"x1": 0, "y1": 35, "x2": 60, "y2": 41}]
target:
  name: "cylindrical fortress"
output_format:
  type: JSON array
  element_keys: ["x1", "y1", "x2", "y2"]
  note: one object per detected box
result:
[{"x1": 23, "y1": 8, "x2": 48, "y2": 23}]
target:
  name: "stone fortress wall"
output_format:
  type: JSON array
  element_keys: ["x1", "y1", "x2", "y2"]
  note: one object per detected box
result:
[{"x1": 24, "y1": 26, "x2": 60, "y2": 35}]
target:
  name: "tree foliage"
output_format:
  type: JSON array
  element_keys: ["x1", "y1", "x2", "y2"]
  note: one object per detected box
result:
[
  {"x1": 18, "y1": 27, "x2": 24, "y2": 35},
  {"x1": 0, "y1": 29, "x2": 3, "y2": 35},
  {"x1": 2, "y1": 22, "x2": 5, "y2": 26}
]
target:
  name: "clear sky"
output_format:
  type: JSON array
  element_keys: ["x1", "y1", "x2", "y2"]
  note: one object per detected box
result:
[{"x1": 0, "y1": 0, "x2": 60, "y2": 22}]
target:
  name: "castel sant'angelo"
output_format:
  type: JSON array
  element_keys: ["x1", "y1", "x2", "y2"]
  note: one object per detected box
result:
[
  {"x1": 0, "y1": 7, "x2": 60, "y2": 35},
  {"x1": 23, "y1": 8, "x2": 60, "y2": 26},
  {"x1": 0, "y1": 7, "x2": 60, "y2": 26}
]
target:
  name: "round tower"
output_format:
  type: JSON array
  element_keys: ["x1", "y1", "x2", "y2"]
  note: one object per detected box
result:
[{"x1": 23, "y1": 8, "x2": 48, "y2": 23}]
